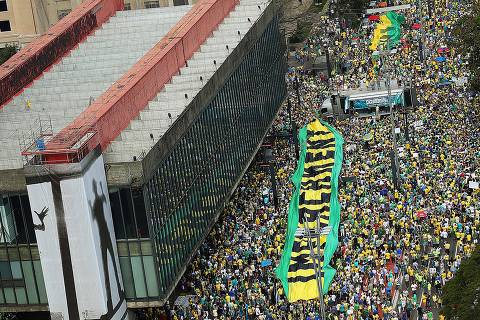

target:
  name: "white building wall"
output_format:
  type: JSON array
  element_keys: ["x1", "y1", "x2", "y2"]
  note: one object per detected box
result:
[
  {"x1": 27, "y1": 181, "x2": 69, "y2": 318},
  {"x1": 27, "y1": 154, "x2": 128, "y2": 320}
]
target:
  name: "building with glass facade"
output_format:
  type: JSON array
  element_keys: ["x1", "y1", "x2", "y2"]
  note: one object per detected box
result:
[
  {"x1": 0, "y1": 0, "x2": 286, "y2": 317},
  {"x1": 143, "y1": 15, "x2": 286, "y2": 300},
  {"x1": 0, "y1": 194, "x2": 47, "y2": 308}
]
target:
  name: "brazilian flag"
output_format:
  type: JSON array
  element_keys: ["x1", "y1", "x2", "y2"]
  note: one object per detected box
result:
[
  {"x1": 370, "y1": 11, "x2": 405, "y2": 51},
  {"x1": 276, "y1": 118, "x2": 343, "y2": 302}
]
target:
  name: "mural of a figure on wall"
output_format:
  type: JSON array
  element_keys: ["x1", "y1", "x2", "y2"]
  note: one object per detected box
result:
[
  {"x1": 89, "y1": 180, "x2": 125, "y2": 320},
  {"x1": 33, "y1": 206, "x2": 48, "y2": 231}
]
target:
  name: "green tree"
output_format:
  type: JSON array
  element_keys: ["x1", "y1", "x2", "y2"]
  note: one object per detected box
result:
[
  {"x1": 290, "y1": 20, "x2": 313, "y2": 43},
  {"x1": 0, "y1": 44, "x2": 18, "y2": 65},
  {"x1": 336, "y1": 0, "x2": 369, "y2": 27},
  {"x1": 451, "y1": 1, "x2": 480, "y2": 91},
  {"x1": 441, "y1": 247, "x2": 480, "y2": 319},
  {"x1": 0, "y1": 313, "x2": 15, "y2": 320}
]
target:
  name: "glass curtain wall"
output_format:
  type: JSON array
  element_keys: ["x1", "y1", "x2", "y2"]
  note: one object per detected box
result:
[
  {"x1": 144, "y1": 16, "x2": 287, "y2": 300},
  {"x1": 0, "y1": 194, "x2": 48, "y2": 306},
  {"x1": 109, "y1": 187, "x2": 160, "y2": 301},
  {"x1": 0, "y1": 187, "x2": 159, "y2": 306}
]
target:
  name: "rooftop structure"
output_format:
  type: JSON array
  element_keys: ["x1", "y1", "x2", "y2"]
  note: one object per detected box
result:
[{"x1": 0, "y1": 5, "x2": 192, "y2": 170}]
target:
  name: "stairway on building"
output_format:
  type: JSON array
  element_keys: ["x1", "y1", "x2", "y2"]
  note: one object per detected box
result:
[
  {"x1": 0, "y1": 5, "x2": 192, "y2": 170},
  {"x1": 105, "y1": 0, "x2": 267, "y2": 163}
]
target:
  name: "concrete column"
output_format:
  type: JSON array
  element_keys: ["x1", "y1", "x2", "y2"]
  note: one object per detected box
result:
[{"x1": 26, "y1": 150, "x2": 128, "y2": 320}]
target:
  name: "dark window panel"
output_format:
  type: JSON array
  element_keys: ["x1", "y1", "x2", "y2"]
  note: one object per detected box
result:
[
  {"x1": 119, "y1": 188, "x2": 137, "y2": 239},
  {"x1": 132, "y1": 189, "x2": 148, "y2": 238},
  {"x1": 20, "y1": 195, "x2": 36, "y2": 244},
  {"x1": 0, "y1": 20, "x2": 10, "y2": 32},
  {"x1": 109, "y1": 191, "x2": 126, "y2": 240}
]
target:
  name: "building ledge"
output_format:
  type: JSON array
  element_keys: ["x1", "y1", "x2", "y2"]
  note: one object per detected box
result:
[
  {"x1": 127, "y1": 300, "x2": 162, "y2": 308},
  {"x1": 0, "y1": 305, "x2": 48, "y2": 313}
]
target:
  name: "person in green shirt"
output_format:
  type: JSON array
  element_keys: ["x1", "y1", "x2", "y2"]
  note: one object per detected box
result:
[{"x1": 427, "y1": 310, "x2": 434, "y2": 320}]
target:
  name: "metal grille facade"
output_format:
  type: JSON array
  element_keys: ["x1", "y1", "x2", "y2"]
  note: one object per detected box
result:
[
  {"x1": 109, "y1": 187, "x2": 161, "y2": 301},
  {"x1": 144, "y1": 15, "x2": 286, "y2": 299},
  {"x1": 0, "y1": 194, "x2": 48, "y2": 307}
]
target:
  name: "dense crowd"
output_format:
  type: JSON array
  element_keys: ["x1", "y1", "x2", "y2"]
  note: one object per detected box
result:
[{"x1": 166, "y1": 0, "x2": 479, "y2": 319}]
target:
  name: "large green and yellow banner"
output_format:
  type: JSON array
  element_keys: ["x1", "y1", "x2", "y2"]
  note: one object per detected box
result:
[
  {"x1": 370, "y1": 11, "x2": 405, "y2": 51},
  {"x1": 276, "y1": 118, "x2": 343, "y2": 302}
]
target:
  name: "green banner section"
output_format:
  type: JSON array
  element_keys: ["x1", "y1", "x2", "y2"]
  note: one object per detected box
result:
[
  {"x1": 385, "y1": 11, "x2": 405, "y2": 49},
  {"x1": 321, "y1": 120, "x2": 344, "y2": 293}
]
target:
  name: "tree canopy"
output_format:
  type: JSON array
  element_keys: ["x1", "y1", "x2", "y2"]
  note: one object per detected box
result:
[
  {"x1": 0, "y1": 44, "x2": 17, "y2": 66},
  {"x1": 451, "y1": 2, "x2": 480, "y2": 91},
  {"x1": 441, "y1": 246, "x2": 480, "y2": 319}
]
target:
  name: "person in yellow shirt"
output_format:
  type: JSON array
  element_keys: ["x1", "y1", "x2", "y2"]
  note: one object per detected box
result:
[
  {"x1": 422, "y1": 293, "x2": 427, "y2": 307},
  {"x1": 408, "y1": 267, "x2": 414, "y2": 278},
  {"x1": 447, "y1": 271, "x2": 453, "y2": 279}
]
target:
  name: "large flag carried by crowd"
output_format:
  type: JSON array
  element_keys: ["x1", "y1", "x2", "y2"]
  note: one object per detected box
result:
[
  {"x1": 370, "y1": 11, "x2": 405, "y2": 51},
  {"x1": 276, "y1": 119, "x2": 343, "y2": 302}
]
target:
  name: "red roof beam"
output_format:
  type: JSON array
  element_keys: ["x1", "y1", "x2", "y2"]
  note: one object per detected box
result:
[
  {"x1": 42, "y1": 0, "x2": 239, "y2": 164},
  {"x1": 0, "y1": 0, "x2": 124, "y2": 108}
]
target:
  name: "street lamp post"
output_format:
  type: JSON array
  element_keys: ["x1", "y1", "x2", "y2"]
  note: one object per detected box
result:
[
  {"x1": 324, "y1": 45, "x2": 332, "y2": 79},
  {"x1": 269, "y1": 163, "x2": 279, "y2": 209},
  {"x1": 295, "y1": 78, "x2": 301, "y2": 106},
  {"x1": 412, "y1": 123, "x2": 416, "y2": 145},
  {"x1": 292, "y1": 122, "x2": 299, "y2": 160},
  {"x1": 402, "y1": 107, "x2": 410, "y2": 142},
  {"x1": 287, "y1": 98, "x2": 293, "y2": 130},
  {"x1": 416, "y1": 0, "x2": 428, "y2": 62},
  {"x1": 380, "y1": 41, "x2": 401, "y2": 189},
  {"x1": 296, "y1": 224, "x2": 332, "y2": 320},
  {"x1": 264, "y1": 149, "x2": 279, "y2": 210}
]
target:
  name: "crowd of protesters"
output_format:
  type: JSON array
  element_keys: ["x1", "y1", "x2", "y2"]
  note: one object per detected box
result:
[{"x1": 165, "y1": 0, "x2": 479, "y2": 319}]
